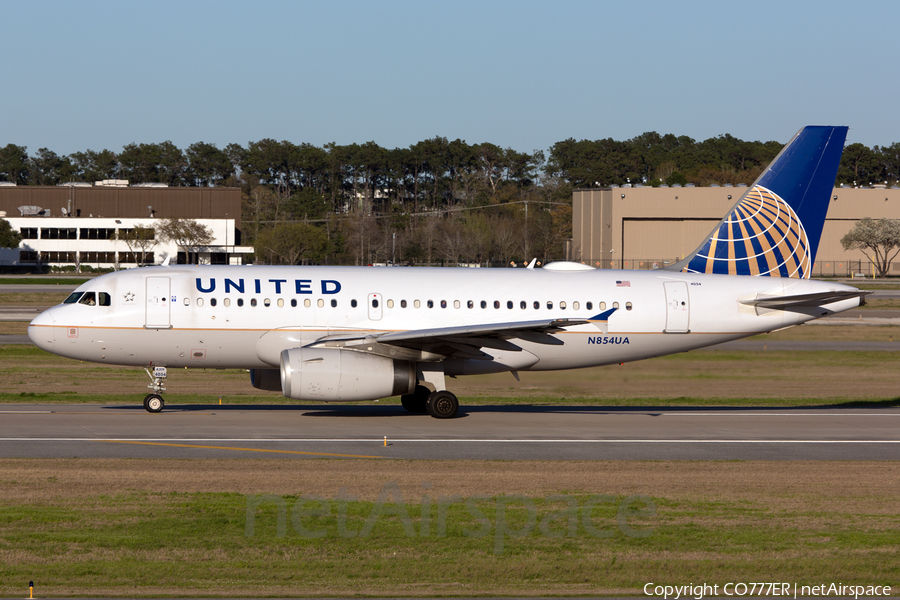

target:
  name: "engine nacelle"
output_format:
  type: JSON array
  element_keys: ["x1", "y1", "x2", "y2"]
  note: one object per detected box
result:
[
  {"x1": 280, "y1": 348, "x2": 416, "y2": 401},
  {"x1": 249, "y1": 368, "x2": 282, "y2": 391}
]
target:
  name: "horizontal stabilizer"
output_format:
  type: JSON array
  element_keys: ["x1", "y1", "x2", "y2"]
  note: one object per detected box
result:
[{"x1": 740, "y1": 290, "x2": 870, "y2": 309}]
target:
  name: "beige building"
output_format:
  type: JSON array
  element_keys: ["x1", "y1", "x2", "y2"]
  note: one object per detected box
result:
[{"x1": 572, "y1": 185, "x2": 900, "y2": 277}]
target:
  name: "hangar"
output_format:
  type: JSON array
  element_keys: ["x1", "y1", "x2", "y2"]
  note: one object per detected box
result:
[{"x1": 572, "y1": 185, "x2": 900, "y2": 277}]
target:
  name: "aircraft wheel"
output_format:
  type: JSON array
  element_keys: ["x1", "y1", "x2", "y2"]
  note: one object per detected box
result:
[
  {"x1": 400, "y1": 385, "x2": 430, "y2": 413},
  {"x1": 426, "y1": 390, "x2": 459, "y2": 419},
  {"x1": 144, "y1": 394, "x2": 164, "y2": 413}
]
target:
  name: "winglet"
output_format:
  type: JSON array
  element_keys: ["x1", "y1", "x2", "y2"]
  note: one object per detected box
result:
[
  {"x1": 588, "y1": 307, "x2": 618, "y2": 322},
  {"x1": 526, "y1": 258, "x2": 537, "y2": 269},
  {"x1": 161, "y1": 256, "x2": 171, "y2": 267}
]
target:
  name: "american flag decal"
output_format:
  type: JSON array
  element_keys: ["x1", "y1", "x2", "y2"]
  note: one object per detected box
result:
[{"x1": 616, "y1": 280, "x2": 631, "y2": 287}]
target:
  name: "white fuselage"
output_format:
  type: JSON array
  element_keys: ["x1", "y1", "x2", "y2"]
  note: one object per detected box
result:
[{"x1": 28, "y1": 264, "x2": 860, "y2": 377}]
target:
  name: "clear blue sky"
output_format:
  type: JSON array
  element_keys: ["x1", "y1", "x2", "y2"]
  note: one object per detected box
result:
[{"x1": 2, "y1": 0, "x2": 896, "y2": 156}]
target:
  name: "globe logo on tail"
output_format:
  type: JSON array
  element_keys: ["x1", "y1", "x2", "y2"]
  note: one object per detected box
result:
[{"x1": 682, "y1": 185, "x2": 811, "y2": 278}]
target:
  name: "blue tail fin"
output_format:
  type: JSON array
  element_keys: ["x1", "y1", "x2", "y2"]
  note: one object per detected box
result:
[{"x1": 672, "y1": 126, "x2": 848, "y2": 278}]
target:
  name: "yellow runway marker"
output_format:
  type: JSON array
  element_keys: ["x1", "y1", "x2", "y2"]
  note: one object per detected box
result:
[{"x1": 104, "y1": 440, "x2": 382, "y2": 459}]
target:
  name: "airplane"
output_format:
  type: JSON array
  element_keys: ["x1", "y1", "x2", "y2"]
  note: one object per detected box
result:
[{"x1": 28, "y1": 126, "x2": 866, "y2": 418}]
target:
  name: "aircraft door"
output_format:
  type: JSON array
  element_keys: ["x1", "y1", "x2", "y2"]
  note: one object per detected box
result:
[
  {"x1": 368, "y1": 293, "x2": 383, "y2": 321},
  {"x1": 145, "y1": 276, "x2": 172, "y2": 329},
  {"x1": 663, "y1": 281, "x2": 690, "y2": 333}
]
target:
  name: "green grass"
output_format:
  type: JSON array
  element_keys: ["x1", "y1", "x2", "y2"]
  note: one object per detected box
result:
[{"x1": 0, "y1": 490, "x2": 897, "y2": 596}]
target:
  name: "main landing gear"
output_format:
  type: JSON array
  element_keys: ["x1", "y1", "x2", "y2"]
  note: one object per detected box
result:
[
  {"x1": 401, "y1": 387, "x2": 459, "y2": 419},
  {"x1": 143, "y1": 366, "x2": 167, "y2": 413}
]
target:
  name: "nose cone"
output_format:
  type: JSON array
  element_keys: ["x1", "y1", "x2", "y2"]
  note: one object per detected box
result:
[{"x1": 28, "y1": 308, "x2": 56, "y2": 352}]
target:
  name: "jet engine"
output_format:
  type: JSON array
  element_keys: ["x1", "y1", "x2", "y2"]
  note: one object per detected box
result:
[
  {"x1": 249, "y1": 368, "x2": 282, "y2": 391},
  {"x1": 280, "y1": 348, "x2": 415, "y2": 401}
]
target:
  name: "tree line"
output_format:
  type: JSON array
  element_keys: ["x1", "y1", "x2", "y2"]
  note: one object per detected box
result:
[{"x1": 2, "y1": 134, "x2": 898, "y2": 265}]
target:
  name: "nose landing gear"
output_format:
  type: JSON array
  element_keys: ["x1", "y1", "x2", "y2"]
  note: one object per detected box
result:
[{"x1": 143, "y1": 366, "x2": 167, "y2": 413}]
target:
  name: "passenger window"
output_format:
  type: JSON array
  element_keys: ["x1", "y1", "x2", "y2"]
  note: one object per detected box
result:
[
  {"x1": 351, "y1": 299, "x2": 358, "y2": 308},
  {"x1": 507, "y1": 301, "x2": 513, "y2": 309},
  {"x1": 414, "y1": 300, "x2": 421, "y2": 308},
  {"x1": 237, "y1": 298, "x2": 243, "y2": 307},
  {"x1": 197, "y1": 298, "x2": 204, "y2": 307},
  {"x1": 64, "y1": 292, "x2": 84, "y2": 304},
  {"x1": 277, "y1": 298, "x2": 284, "y2": 308},
  {"x1": 98, "y1": 292, "x2": 111, "y2": 306},
  {"x1": 573, "y1": 301, "x2": 580, "y2": 310},
  {"x1": 372, "y1": 299, "x2": 379, "y2": 308},
  {"x1": 547, "y1": 301, "x2": 553, "y2": 309},
  {"x1": 534, "y1": 301, "x2": 539, "y2": 309},
  {"x1": 401, "y1": 300, "x2": 408, "y2": 308},
  {"x1": 467, "y1": 300, "x2": 474, "y2": 309},
  {"x1": 427, "y1": 300, "x2": 434, "y2": 308},
  {"x1": 520, "y1": 301, "x2": 526, "y2": 309},
  {"x1": 494, "y1": 301, "x2": 500, "y2": 309},
  {"x1": 251, "y1": 298, "x2": 257, "y2": 307},
  {"x1": 599, "y1": 302, "x2": 606, "y2": 310},
  {"x1": 331, "y1": 299, "x2": 337, "y2": 307},
  {"x1": 480, "y1": 301, "x2": 487, "y2": 309},
  {"x1": 387, "y1": 299, "x2": 394, "y2": 309},
  {"x1": 317, "y1": 299, "x2": 324, "y2": 308},
  {"x1": 626, "y1": 302, "x2": 633, "y2": 311},
  {"x1": 78, "y1": 292, "x2": 96, "y2": 306},
  {"x1": 264, "y1": 298, "x2": 271, "y2": 307},
  {"x1": 586, "y1": 301, "x2": 593, "y2": 310},
  {"x1": 183, "y1": 298, "x2": 190, "y2": 306},
  {"x1": 454, "y1": 300, "x2": 460, "y2": 309},
  {"x1": 304, "y1": 299, "x2": 311, "y2": 308},
  {"x1": 560, "y1": 301, "x2": 567, "y2": 310},
  {"x1": 291, "y1": 299, "x2": 297, "y2": 308},
  {"x1": 210, "y1": 298, "x2": 217, "y2": 307},
  {"x1": 613, "y1": 302, "x2": 619, "y2": 309},
  {"x1": 224, "y1": 298, "x2": 231, "y2": 307},
  {"x1": 440, "y1": 300, "x2": 447, "y2": 309}
]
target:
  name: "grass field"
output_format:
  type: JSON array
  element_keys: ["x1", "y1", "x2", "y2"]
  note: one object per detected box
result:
[
  {"x1": 3, "y1": 333, "x2": 900, "y2": 406},
  {"x1": 0, "y1": 459, "x2": 897, "y2": 597}
]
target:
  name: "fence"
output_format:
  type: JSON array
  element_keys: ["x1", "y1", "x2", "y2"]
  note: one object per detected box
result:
[{"x1": 578, "y1": 258, "x2": 884, "y2": 278}]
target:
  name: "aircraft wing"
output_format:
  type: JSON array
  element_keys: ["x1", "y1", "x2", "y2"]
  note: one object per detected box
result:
[
  {"x1": 740, "y1": 290, "x2": 871, "y2": 309},
  {"x1": 307, "y1": 316, "x2": 597, "y2": 360}
]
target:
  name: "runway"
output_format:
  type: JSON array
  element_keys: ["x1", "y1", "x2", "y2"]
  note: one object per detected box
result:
[{"x1": 2, "y1": 403, "x2": 899, "y2": 460}]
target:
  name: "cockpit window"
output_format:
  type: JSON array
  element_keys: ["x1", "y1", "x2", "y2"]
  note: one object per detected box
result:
[
  {"x1": 78, "y1": 292, "x2": 96, "y2": 306},
  {"x1": 63, "y1": 292, "x2": 84, "y2": 304},
  {"x1": 98, "y1": 292, "x2": 111, "y2": 306}
]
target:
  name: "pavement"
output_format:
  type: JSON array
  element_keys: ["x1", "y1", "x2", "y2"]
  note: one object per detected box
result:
[{"x1": 2, "y1": 403, "x2": 899, "y2": 460}]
